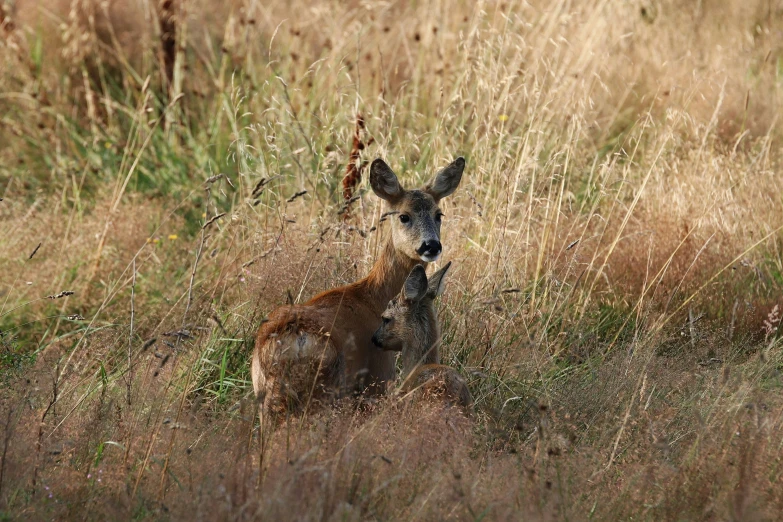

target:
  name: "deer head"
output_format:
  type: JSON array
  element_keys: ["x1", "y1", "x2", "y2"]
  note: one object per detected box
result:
[
  {"x1": 370, "y1": 157, "x2": 464, "y2": 263},
  {"x1": 371, "y1": 262, "x2": 452, "y2": 371}
]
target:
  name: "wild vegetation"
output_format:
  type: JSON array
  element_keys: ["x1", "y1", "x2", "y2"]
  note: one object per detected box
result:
[{"x1": 1, "y1": 0, "x2": 782, "y2": 519}]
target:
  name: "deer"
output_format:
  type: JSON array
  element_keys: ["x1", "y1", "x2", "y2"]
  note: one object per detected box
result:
[
  {"x1": 371, "y1": 262, "x2": 473, "y2": 412},
  {"x1": 252, "y1": 156, "x2": 465, "y2": 421}
]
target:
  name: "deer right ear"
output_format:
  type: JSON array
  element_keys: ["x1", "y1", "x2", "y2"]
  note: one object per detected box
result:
[
  {"x1": 427, "y1": 261, "x2": 452, "y2": 298},
  {"x1": 370, "y1": 159, "x2": 404, "y2": 203},
  {"x1": 425, "y1": 157, "x2": 465, "y2": 201},
  {"x1": 403, "y1": 265, "x2": 428, "y2": 302}
]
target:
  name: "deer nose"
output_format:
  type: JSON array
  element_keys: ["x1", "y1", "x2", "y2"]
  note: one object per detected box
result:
[
  {"x1": 417, "y1": 239, "x2": 442, "y2": 259},
  {"x1": 371, "y1": 332, "x2": 382, "y2": 348}
]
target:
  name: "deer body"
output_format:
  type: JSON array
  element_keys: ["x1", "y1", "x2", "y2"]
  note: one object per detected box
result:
[
  {"x1": 372, "y1": 263, "x2": 473, "y2": 412},
  {"x1": 401, "y1": 363, "x2": 473, "y2": 411},
  {"x1": 252, "y1": 157, "x2": 465, "y2": 419}
]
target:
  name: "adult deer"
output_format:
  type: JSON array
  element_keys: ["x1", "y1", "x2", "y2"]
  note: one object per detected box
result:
[
  {"x1": 371, "y1": 262, "x2": 472, "y2": 412},
  {"x1": 252, "y1": 157, "x2": 465, "y2": 420}
]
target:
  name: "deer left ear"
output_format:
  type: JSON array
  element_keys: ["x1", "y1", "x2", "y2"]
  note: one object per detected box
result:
[
  {"x1": 427, "y1": 261, "x2": 452, "y2": 298},
  {"x1": 403, "y1": 265, "x2": 428, "y2": 302},
  {"x1": 425, "y1": 157, "x2": 465, "y2": 201},
  {"x1": 370, "y1": 159, "x2": 405, "y2": 203}
]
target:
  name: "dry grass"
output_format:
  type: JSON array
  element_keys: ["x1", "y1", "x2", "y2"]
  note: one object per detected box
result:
[{"x1": 1, "y1": 0, "x2": 783, "y2": 520}]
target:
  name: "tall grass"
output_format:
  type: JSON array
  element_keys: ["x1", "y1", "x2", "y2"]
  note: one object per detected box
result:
[{"x1": 1, "y1": 0, "x2": 783, "y2": 519}]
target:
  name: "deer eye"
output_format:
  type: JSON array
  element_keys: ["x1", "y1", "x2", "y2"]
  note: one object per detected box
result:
[
  {"x1": 435, "y1": 212, "x2": 444, "y2": 222},
  {"x1": 399, "y1": 214, "x2": 411, "y2": 224}
]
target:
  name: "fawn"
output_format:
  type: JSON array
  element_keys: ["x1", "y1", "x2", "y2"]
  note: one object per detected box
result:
[
  {"x1": 371, "y1": 262, "x2": 472, "y2": 411},
  {"x1": 252, "y1": 157, "x2": 465, "y2": 420}
]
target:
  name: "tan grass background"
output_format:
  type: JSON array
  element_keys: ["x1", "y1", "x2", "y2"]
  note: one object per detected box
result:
[{"x1": 1, "y1": 0, "x2": 783, "y2": 519}]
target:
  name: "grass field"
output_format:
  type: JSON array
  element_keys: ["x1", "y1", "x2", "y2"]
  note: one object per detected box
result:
[{"x1": 1, "y1": 0, "x2": 783, "y2": 519}]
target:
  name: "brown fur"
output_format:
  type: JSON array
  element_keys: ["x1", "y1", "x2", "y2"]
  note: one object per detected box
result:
[
  {"x1": 373, "y1": 263, "x2": 473, "y2": 413},
  {"x1": 254, "y1": 239, "x2": 417, "y2": 416},
  {"x1": 252, "y1": 157, "x2": 465, "y2": 421},
  {"x1": 402, "y1": 364, "x2": 473, "y2": 411}
]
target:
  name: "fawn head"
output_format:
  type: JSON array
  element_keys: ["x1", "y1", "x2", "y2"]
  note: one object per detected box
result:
[
  {"x1": 371, "y1": 262, "x2": 452, "y2": 365},
  {"x1": 370, "y1": 157, "x2": 464, "y2": 262}
]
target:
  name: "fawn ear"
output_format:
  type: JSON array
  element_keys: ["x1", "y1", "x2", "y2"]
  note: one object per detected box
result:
[
  {"x1": 370, "y1": 159, "x2": 404, "y2": 203},
  {"x1": 427, "y1": 261, "x2": 452, "y2": 298},
  {"x1": 425, "y1": 157, "x2": 464, "y2": 201},
  {"x1": 403, "y1": 265, "x2": 428, "y2": 302}
]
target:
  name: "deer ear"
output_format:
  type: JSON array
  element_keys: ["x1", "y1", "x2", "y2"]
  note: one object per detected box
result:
[
  {"x1": 425, "y1": 157, "x2": 464, "y2": 201},
  {"x1": 370, "y1": 159, "x2": 404, "y2": 203},
  {"x1": 403, "y1": 265, "x2": 428, "y2": 302},
  {"x1": 427, "y1": 261, "x2": 452, "y2": 298}
]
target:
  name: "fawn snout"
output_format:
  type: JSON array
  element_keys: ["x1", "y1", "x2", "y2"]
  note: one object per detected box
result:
[{"x1": 371, "y1": 328, "x2": 402, "y2": 352}]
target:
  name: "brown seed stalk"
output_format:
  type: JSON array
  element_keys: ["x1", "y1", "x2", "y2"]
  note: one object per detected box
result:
[
  {"x1": 47, "y1": 291, "x2": 75, "y2": 300},
  {"x1": 29, "y1": 242, "x2": 42, "y2": 260},
  {"x1": 158, "y1": 0, "x2": 177, "y2": 91},
  {"x1": 341, "y1": 114, "x2": 373, "y2": 219}
]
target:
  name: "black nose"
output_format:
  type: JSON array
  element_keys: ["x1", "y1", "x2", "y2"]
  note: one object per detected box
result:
[
  {"x1": 372, "y1": 333, "x2": 382, "y2": 348},
  {"x1": 417, "y1": 240, "x2": 442, "y2": 257}
]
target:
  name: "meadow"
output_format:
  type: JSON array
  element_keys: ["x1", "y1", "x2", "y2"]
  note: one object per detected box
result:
[{"x1": 1, "y1": 0, "x2": 783, "y2": 519}]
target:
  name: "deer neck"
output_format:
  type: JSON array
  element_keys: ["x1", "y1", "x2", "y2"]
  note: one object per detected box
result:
[
  {"x1": 363, "y1": 236, "x2": 421, "y2": 307},
  {"x1": 402, "y1": 338, "x2": 441, "y2": 375},
  {"x1": 401, "y1": 309, "x2": 441, "y2": 375}
]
